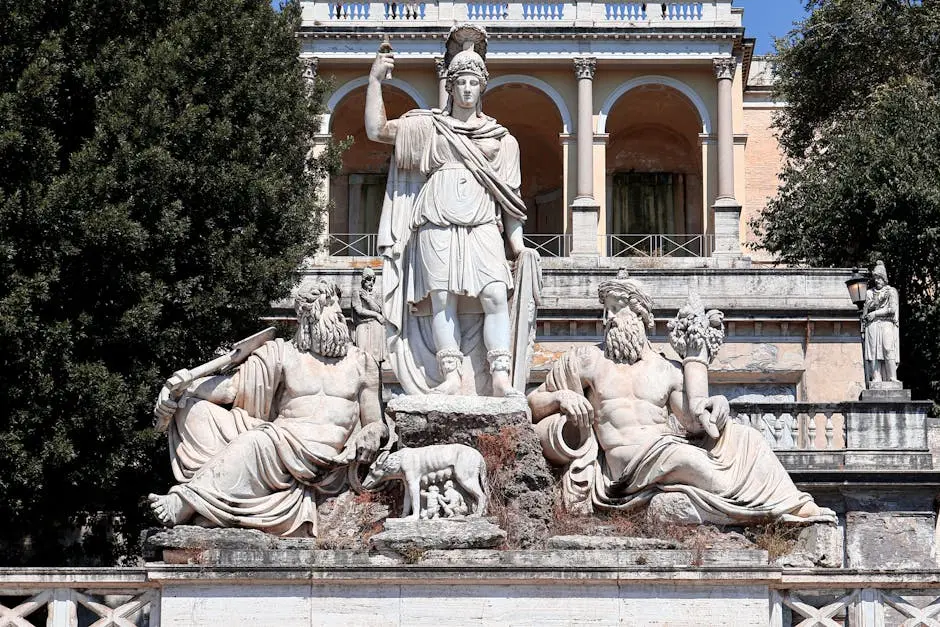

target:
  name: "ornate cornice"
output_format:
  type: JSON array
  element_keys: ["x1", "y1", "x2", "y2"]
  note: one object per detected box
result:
[
  {"x1": 573, "y1": 57, "x2": 596, "y2": 80},
  {"x1": 712, "y1": 57, "x2": 735, "y2": 81}
]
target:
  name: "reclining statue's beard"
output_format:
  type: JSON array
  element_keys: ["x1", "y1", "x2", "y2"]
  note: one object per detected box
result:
[
  {"x1": 605, "y1": 310, "x2": 647, "y2": 365},
  {"x1": 297, "y1": 309, "x2": 350, "y2": 358}
]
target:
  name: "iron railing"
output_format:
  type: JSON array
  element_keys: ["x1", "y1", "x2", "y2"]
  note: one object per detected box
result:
[
  {"x1": 606, "y1": 234, "x2": 715, "y2": 258},
  {"x1": 329, "y1": 233, "x2": 379, "y2": 257},
  {"x1": 522, "y1": 234, "x2": 571, "y2": 258},
  {"x1": 328, "y1": 233, "x2": 718, "y2": 258}
]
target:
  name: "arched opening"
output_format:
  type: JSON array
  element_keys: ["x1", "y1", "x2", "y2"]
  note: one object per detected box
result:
[
  {"x1": 604, "y1": 83, "x2": 706, "y2": 257},
  {"x1": 328, "y1": 84, "x2": 417, "y2": 256},
  {"x1": 483, "y1": 82, "x2": 565, "y2": 255}
]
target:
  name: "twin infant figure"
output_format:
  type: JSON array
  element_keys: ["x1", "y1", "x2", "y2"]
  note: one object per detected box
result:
[{"x1": 420, "y1": 481, "x2": 469, "y2": 520}]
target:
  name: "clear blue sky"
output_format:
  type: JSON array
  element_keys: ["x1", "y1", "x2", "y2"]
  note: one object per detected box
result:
[{"x1": 736, "y1": 0, "x2": 810, "y2": 54}]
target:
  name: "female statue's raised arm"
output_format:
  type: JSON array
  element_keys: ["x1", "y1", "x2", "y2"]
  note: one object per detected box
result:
[{"x1": 365, "y1": 53, "x2": 399, "y2": 145}]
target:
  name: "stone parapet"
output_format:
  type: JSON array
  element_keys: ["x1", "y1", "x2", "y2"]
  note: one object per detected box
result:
[{"x1": 10, "y1": 564, "x2": 940, "y2": 626}]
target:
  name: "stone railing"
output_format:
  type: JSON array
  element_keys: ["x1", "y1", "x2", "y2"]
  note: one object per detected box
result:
[
  {"x1": 730, "y1": 402, "x2": 847, "y2": 451},
  {"x1": 0, "y1": 571, "x2": 157, "y2": 627},
  {"x1": 302, "y1": 0, "x2": 739, "y2": 27}
]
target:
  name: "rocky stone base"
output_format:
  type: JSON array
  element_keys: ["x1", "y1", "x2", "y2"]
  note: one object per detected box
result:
[
  {"x1": 144, "y1": 525, "x2": 316, "y2": 564},
  {"x1": 774, "y1": 522, "x2": 844, "y2": 568},
  {"x1": 387, "y1": 395, "x2": 555, "y2": 548},
  {"x1": 370, "y1": 518, "x2": 506, "y2": 556}
]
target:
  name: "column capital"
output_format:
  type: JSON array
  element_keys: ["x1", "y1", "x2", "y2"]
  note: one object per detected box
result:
[
  {"x1": 573, "y1": 57, "x2": 597, "y2": 81},
  {"x1": 434, "y1": 56, "x2": 448, "y2": 79},
  {"x1": 300, "y1": 56, "x2": 319, "y2": 85},
  {"x1": 712, "y1": 57, "x2": 735, "y2": 81}
]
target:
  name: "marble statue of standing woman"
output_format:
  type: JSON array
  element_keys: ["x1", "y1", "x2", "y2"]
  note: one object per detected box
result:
[
  {"x1": 365, "y1": 25, "x2": 540, "y2": 398},
  {"x1": 862, "y1": 260, "x2": 900, "y2": 384},
  {"x1": 352, "y1": 267, "x2": 386, "y2": 362}
]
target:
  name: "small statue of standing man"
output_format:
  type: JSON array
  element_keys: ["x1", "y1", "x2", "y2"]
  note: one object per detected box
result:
[
  {"x1": 862, "y1": 260, "x2": 901, "y2": 385},
  {"x1": 352, "y1": 267, "x2": 386, "y2": 363}
]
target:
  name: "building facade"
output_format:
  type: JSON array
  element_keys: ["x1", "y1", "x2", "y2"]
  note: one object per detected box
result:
[{"x1": 295, "y1": 0, "x2": 866, "y2": 405}]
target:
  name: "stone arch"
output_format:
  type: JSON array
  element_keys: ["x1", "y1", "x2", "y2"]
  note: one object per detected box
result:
[
  {"x1": 598, "y1": 75, "x2": 711, "y2": 135},
  {"x1": 485, "y1": 75, "x2": 572, "y2": 134},
  {"x1": 327, "y1": 82, "x2": 420, "y2": 254},
  {"x1": 321, "y1": 76, "x2": 429, "y2": 134},
  {"x1": 603, "y1": 80, "x2": 707, "y2": 247},
  {"x1": 484, "y1": 81, "x2": 565, "y2": 241}
]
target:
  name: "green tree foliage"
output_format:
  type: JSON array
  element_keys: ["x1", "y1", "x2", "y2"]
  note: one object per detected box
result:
[
  {"x1": 753, "y1": 0, "x2": 940, "y2": 398},
  {"x1": 0, "y1": 0, "x2": 328, "y2": 564}
]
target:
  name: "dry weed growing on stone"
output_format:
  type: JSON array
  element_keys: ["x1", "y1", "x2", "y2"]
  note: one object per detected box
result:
[
  {"x1": 476, "y1": 426, "x2": 524, "y2": 548},
  {"x1": 744, "y1": 522, "x2": 802, "y2": 561}
]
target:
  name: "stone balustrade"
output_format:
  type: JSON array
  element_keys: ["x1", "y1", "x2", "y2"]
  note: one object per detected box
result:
[
  {"x1": 302, "y1": 0, "x2": 738, "y2": 28},
  {"x1": 730, "y1": 402, "x2": 848, "y2": 452}
]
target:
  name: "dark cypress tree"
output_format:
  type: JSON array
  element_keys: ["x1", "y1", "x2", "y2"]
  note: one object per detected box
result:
[{"x1": 0, "y1": 0, "x2": 328, "y2": 564}]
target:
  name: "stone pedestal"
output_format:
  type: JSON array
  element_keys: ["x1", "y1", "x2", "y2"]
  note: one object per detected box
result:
[
  {"x1": 570, "y1": 199, "x2": 600, "y2": 256},
  {"x1": 387, "y1": 395, "x2": 554, "y2": 548},
  {"x1": 370, "y1": 518, "x2": 506, "y2": 554},
  {"x1": 859, "y1": 380, "x2": 911, "y2": 401},
  {"x1": 712, "y1": 198, "x2": 742, "y2": 257},
  {"x1": 845, "y1": 400, "x2": 930, "y2": 449}
]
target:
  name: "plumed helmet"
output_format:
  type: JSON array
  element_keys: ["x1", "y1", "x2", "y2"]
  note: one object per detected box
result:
[
  {"x1": 444, "y1": 24, "x2": 489, "y2": 94},
  {"x1": 872, "y1": 260, "x2": 889, "y2": 282}
]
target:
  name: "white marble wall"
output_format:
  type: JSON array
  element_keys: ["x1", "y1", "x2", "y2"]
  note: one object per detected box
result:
[{"x1": 160, "y1": 582, "x2": 769, "y2": 626}]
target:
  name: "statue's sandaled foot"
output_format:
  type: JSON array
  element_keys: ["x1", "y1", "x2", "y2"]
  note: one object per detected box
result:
[
  {"x1": 431, "y1": 349, "x2": 463, "y2": 395},
  {"x1": 148, "y1": 492, "x2": 195, "y2": 527},
  {"x1": 491, "y1": 370, "x2": 523, "y2": 398},
  {"x1": 430, "y1": 372, "x2": 461, "y2": 395}
]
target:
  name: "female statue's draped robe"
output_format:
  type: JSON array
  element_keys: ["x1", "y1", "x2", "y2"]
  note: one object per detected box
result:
[{"x1": 378, "y1": 110, "x2": 541, "y2": 395}]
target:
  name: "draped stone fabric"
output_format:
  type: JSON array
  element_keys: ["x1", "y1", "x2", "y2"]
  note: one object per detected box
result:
[
  {"x1": 353, "y1": 287, "x2": 387, "y2": 361},
  {"x1": 538, "y1": 347, "x2": 816, "y2": 522},
  {"x1": 378, "y1": 109, "x2": 539, "y2": 395},
  {"x1": 167, "y1": 339, "x2": 349, "y2": 537},
  {"x1": 863, "y1": 285, "x2": 900, "y2": 362}
]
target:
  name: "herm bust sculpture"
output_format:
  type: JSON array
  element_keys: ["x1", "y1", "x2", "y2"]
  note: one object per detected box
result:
[
  {"x1": 365, "y1": 24, "x2": 540, "y2": 398},
  {"x1": 149, "y1": 280, "x2": 387, "y2": 536},
  {"x1": 528, "y1": 274, "x2": 836, "y2": 525},
  {"x1": 862, "y1": 260, "x2": 900, "y2": 385}
]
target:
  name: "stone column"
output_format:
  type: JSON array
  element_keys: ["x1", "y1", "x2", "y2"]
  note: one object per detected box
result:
[
  {"x1": 570, "y1": 57, "x2": 600, "y2": 257},
  {"x1": 301, "y1": 56, "x2": 330, "y2": 261},
  {"x1": 435, "y1": 57, "x2": 448, "y2": 110},
  {"x1": 712, "y1": 56, "x2": 742, "y2": 257}
]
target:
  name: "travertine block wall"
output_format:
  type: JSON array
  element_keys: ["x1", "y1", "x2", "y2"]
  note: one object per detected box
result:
[{"x1": 159, "y1": 581, "x2": 771, "y2": 627}]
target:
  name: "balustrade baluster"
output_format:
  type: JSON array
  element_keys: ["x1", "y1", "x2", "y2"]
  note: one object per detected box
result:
[
  {"x1": 779, "y1": 413, "x2": 794, "y2": 449},
  {"x1": 808, "y1": 414, "x2": 818, "y2": 450},
  {"x1": 791, "y1": 413, "x2": 800, "y2": 449},
  {"x1": 825, "y1": 412, "x2": 835, "y2": 450}
]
